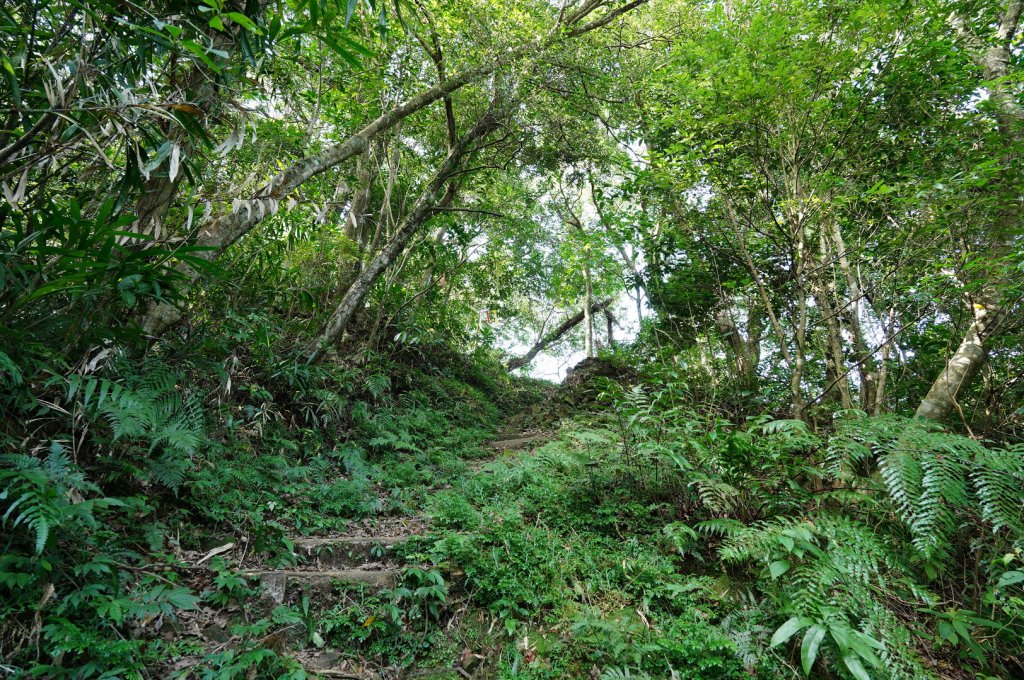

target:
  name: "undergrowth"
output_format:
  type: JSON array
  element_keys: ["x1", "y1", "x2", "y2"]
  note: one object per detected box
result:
[
  {"x1": 0, "y1": 311, "x2": 506, "y2": 677},
  {"x1": 407, "y1": 366, "x2": 1024, "y2": 679},
  {"x1": 3, "y1": 321, "x2": 1023, "y2": 679}
]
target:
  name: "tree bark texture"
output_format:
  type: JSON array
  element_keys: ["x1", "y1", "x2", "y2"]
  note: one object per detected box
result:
[{"x1": 915, "y1": 302, "x2": 999, "y2": 422}]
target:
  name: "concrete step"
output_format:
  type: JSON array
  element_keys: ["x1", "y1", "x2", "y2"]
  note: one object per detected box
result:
[
  {"x1": 293, "y1": 535, "x2": 408, "y2": 568},
  {"x1": 252, "y1": 568, "x2": 401, "y2": 606}
]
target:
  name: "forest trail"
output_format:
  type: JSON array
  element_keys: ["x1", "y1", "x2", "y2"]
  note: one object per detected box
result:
[
  {"x1": 247, "y1": 428, "x2": 552, "y2": 679},
  {"x1": 8, "y1": 1, "x2": 1024, "y2": 675}
]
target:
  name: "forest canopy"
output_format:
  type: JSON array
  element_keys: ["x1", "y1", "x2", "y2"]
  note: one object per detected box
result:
[{"x1": 2, "y1": 0, "x2": 1023, "y2": 678}]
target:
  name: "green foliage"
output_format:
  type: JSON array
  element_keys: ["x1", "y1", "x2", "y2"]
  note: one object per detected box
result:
[
  {"x1": 426, "y1": 490, "x2": 481, "y2": 530},
  {"x1": 1, "y1": 442, "x2": 118, "y2": 554},
  {"x1": 0, "y1": 199, "x2": 199, "y2": 357},
  {"x1": 828, "y1": 416, "x2": 1024, "y2": 568},
  {"x1": 182, "y1": 639, "x2": 310, "y2": 680},
  {"x1": 722, "y1": 515, "x2": 931, "y2": 678},
  {"x1": 567, "y1": 583, "x2": 749, "y2": 679},
  {"x1": 319, "y1": 568, "x2": 449, "y2": 666},
  {"x1": 0, "y1": 448, "x2": 200, "y2": 676},
  {"x1": 431, "y1": 524, "x2": 566, "y2": 622},
  {"x1": 3, "y1": 2, "x2": 1024, "y2": 679},
  {"x1": 204, "y1": 557, "x2": 259, "y2": 608},
  {"x1": 67, "y1": 360, "x2": 204, "y2": 490},
  {"x1": 451, "y1": 387, "x2": 1024, "y2": 679}
]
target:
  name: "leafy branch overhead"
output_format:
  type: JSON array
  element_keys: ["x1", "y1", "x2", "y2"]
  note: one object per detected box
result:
[{"x1": 2, "y1": 0, "x2": 1024, "y2": 678}]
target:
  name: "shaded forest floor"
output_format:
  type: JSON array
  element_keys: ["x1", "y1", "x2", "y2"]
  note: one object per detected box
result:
[
  {"x1": 5, "y1": 343, "x2": 1021, "y2": 679},
  {"x1": 151, "y1": 363, "x2": 766, "y2": 680}
]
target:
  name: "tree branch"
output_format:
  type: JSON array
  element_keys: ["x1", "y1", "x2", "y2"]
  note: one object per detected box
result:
[{"x1": 507, "y1": 297, "x2": 614, "y2": 371}]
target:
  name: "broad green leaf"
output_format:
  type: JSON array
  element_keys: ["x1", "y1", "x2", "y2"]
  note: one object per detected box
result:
[
  {"x1": 771, "y1": 616, "x2": 810, "y2": 647},
  {"x1": 769, "y1": 559, "x2": 790, "y2": 579},
  {"x1": 322, "y1": 35, "x2": 361, "y2": 68},
  {"x1": 996, "y1": 570, "x2": 1024, "y2": 588},
  {"x1": 182, "y1": 40, "x2": 221, "y2": 72},
  {"x1": 1, "y1": 53, "x2": 20, "y2": 107},
  {"x1": 225, "y1": 12, "x2": 261, "y2": 33},
  {"x1": 801, "y1": 625, "x2": 826, "y2": 675},
  {"x1": 842, "y1": 654, "x2": 871, "y2": 680}
]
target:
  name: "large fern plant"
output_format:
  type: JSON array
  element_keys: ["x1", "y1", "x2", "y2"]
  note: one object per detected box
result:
[
  {"x1": 64, "y1": 360, "x2": 204, "y2": 490},
  {"x1": 715, "y1": 514, "x2": 933, "y2": 679},
  {"x1": 826, "y1": 416, "x2": 1024, "y2": 569},
  {"x1": 712, "y1": 416, "x2": 1024, "y2": 679},
  {"x1": 1, "y1": 442, "x2": 122, "y2": 555}
]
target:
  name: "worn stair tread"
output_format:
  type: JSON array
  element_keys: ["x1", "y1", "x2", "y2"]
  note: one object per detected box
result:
[
  {"x1": 255, "y1": 568, "x2": 400, "y2": 606},
  {"x1": 291, "y1": 535, "x2": 411, "y2": 569},
  {"x1": 253, "y1": 568, "x2": 399, "y2": 583},
  {"x1": 253, "y1": 569, "x2": 401, "y2": 606},
  {"x1": 293, "y1": 650, "x2": 384, "y2": 678},
  {"x1": 293, "y1": 535, "x2": 408, "y2": 548},
  {"x1": 489, "y1": 433, "x2": 546, "y2": 451}
]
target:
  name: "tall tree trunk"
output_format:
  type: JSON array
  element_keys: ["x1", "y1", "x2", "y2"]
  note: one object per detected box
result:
[
  {"x1": 810, "y1": 233, "x2": 854, "y2": 410},
  {"x1": 916, "y1": 0, "x2": 1022, "y2": 421},
  {"x1": 826, "y1": 219, "x2": 878, "y2": 409},
  {"x1": 715, "y1": 306, "x2": 754, "y2": 382},
  {"x1": 583, "y1": 259, "x2": 595, "y2": 358},
  {"x1": 337, "y1": 147, "x2": 374, "y2": 297},
  {"x1": 874, "y1": 305, "x2": 897, "y2": 415},
  {"x1": 747, "y1": 297, "x2": 765, "y2": 370},
  {"x1": 791, "y1": 288, "x2": 809, "y2": 421},
  {"x1": 727, "y1": 200, "x2": 804, "y2": 417}
]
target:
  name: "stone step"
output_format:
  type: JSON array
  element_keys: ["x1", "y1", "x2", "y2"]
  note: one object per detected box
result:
[
  {"x1": 294, "y1": 650, "x2": 383, "y2": 678},
  {"x1": 489, "y1": 433, "x2": 545, "y2": 452},
  {"x1": 296, "y1": 650, "x2": 458, "y2": 679},
  {"x1": 252, "y1": 568, "x2": 401, "y2": 606},
  {"x1": 292, "y1": 535, "x2": 408, "y2": 568}
]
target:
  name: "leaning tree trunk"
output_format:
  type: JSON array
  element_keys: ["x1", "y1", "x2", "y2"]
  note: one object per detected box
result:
[
  {"x1": 140, "y1": 0, "x2": 650, "y2": 336},
  {"x1": 915, "y1": 301, "x2": 999, "y2": 422},
  {"x1": 305, "y1": 113, "x2": 500, "y2": 363},
  {"x1": 507, "y1": 298, "x2": 614, "y2": 371},
  {"x1": 916, "y1": 0, "x2": 1023, "y2": 422}
]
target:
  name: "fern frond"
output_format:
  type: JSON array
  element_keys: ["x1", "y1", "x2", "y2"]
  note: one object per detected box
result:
[
  {"x1": 972, "y1": 444, "x2": 1024, "y2": 535},
  {"x1": 756, "y1": 419, "x2": 809, "y2": 435},
  {"x1": 0, "y1": 443, "x2": 107, "y2": 553},
  {"x1": 366, "y1": 374, "x2": 391, "y2": 399},
  {"x1": 694, "y1": 518, "x2": 746, "y2": 537},
  {"x1": 64, "y1": 363, "x2": 205, "y2": 491}
]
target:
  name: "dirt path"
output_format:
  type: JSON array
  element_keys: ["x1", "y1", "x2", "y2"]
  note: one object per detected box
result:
[{"x1": 265, "y1": 429, "x2": 551, "y2": 678}]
